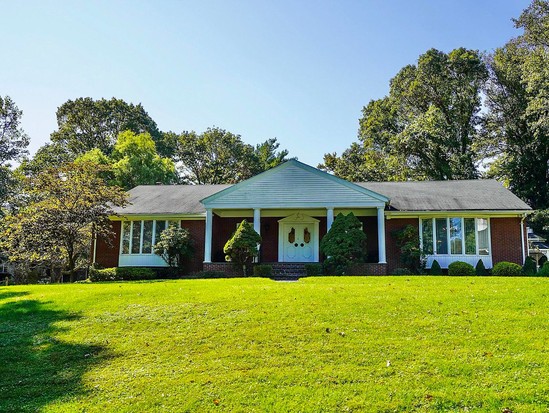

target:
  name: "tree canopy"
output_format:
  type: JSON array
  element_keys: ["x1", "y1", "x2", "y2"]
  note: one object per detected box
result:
[
  {"x1": 0, "y1": 95, "x2": 29, "y2": 206},
  {"x1": 50, "y1": 97, "x2": 168, "y2": 158},
  {"x1": 173, "y1": 127, "x2": 290, "y2": 184},
  {"x1": 320, "y1": 48, "x2": 487, "y2": 181},
  {"x1": 0, "y1": 162, "x2": 127, "y2": 281}
]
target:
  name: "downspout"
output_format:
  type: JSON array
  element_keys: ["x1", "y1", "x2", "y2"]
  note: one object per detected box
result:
[
  {"x1": 521, "y1": 214, "x2": 526, "y2": 264},
  {"x1": 93, "y1": 232, "x2": 97, "y2": 265}
]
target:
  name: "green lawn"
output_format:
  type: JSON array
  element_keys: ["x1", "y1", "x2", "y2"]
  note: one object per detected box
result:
[{"x1": 1, "y1": 277, "x2": 548, "y2": 412}]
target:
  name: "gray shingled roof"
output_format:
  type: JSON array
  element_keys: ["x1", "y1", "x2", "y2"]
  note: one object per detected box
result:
[
  {"x1": 113, "y1": 179, "x2": 530, "y2": 215},
  {"x1": 357, "y1": 180, "x2": 531, "y2": 211},
  {"x1": 112, "y1": 184, "x2": 230, "y2": 215}
]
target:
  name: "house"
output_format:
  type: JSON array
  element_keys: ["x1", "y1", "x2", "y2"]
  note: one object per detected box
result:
[{"x1": 94, "y1": 160, "x2": 531, "y2": 275}]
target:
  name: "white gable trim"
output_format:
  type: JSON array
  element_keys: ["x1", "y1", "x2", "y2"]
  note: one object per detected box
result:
[{"x1": 201, "y1": 160, "x2": 389, "y2": 209}]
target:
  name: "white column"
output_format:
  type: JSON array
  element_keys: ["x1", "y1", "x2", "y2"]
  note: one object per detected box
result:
[
  {"x1": 327, "y1": 208, "x2": 334, "y2": 231},
  {"x1": 204, "y1": 208, "x2": 213, "y2": 263},
  {"x1": 253, "y1": 208, "x2": 261, "y2": 236},
  {"x1": 377, "y1": 206, "x2": 387, "y2": 264},
  {"x1": 253, "y1": 208, "x2": 261, "y2": 263}
]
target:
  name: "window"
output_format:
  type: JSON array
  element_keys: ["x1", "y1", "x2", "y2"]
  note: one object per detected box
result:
[
  {"x1": 421, "y1": 217, "x2": 490, "y2": 256},
  {"x1": 121, "y1": 220, "x2": 179, "y2": 255}
]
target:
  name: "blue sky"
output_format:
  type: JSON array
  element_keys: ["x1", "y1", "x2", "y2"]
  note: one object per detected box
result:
[{"x1": 3, "y1": 1, "x2": 527, "y2": 167}]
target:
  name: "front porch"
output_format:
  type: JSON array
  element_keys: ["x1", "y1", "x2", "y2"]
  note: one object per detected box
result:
[{"x1": 202, "y1": 208, "x2": 388, "y2": 267}]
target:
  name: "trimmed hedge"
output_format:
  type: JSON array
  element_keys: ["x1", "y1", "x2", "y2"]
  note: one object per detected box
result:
[
  {"x1": 391, "y1": 268, "x2": 412, "y2": 275},
  {"x1": 538, "y1": 261, "x2": 549, "y2": 277},
  {"x1": 492, "y1": 261, "x2": 522, "y2": 276},
  {"x1": 304, "y1": 263, "x2": 323, "y2": 276},
  {"x1": 90, "y1": 267, "x2": 156, "y2": 282},
  {"x1": 430, "y1": 260, "x2": 442, "y2": 275},
  {"x1": 253, "y1": 265, "x2": 273, "y2": 277},
  {"x1": 193, "y1": 271, "x2": 226, "y2": 279},
  {"x1": 448, "y1": 261, "x2": 476, "y2": 276}
]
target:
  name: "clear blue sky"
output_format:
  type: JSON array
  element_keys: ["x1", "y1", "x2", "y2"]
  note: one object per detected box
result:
[{"x1": 3, "y1": 1, "x2": 527, "y2": 167}]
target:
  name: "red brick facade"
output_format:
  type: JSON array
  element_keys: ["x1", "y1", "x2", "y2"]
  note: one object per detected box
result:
[
  {"x1": 384, "y1": 218, "x2": 419, "y2": 274},
  {"x1": 490, "y1": 217, "x2": 525, "y2": 265},
  {"x1": 95, "y1": 221, "x2": 121, "y2": 268},
  {"x1": 96, "y1": 214, "x2": 526, "y2": 275}
]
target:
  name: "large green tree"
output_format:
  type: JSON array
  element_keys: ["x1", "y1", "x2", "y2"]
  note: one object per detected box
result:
[
  {"x1": 0, "y1": 95, "x2": 29, "y2": 206},
  {"x1": 49, "y1": 97, "x2": 169, "y2": 159},
  {"x1": 483, "y1": 0, "x2": 549, "y2": 213},
  {"x1": 0, "y1": 162, "x2": 127, "y2": 281},
  {"x1": 173, "y1": 127, "x2": 289, "y2": 184},
  {"x1": 321, "y1": 48, "x2": 487, "y2": 181}
]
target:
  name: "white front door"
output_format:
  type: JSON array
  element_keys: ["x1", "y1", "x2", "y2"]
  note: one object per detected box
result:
[{"x1": 282, "y1": 223, "x2": 315, "y2": 262}]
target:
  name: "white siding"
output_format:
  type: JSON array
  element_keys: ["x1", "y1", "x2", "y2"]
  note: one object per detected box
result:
[{"x1": 206, "y1": 163, "x2": 384, "y2": 208}]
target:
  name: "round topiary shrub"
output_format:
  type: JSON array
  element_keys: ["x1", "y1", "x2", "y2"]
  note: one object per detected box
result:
[
  {"x1": 538, "y1": 261, "x2": 549, "y2": 277},
  {"x1": 448, "y1": 261, "x2": 475, "y2": 276},
  {"x1": 430, "y1": 260, "x2": 442, "y2": 275},
  {"x1": 492, "y1": 261, "x2": 523, "y2": 276}
]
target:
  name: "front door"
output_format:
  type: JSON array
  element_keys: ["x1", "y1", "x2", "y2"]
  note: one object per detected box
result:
[{"x1": 283, "y1": 223, "x2": 315, "y2": 262}]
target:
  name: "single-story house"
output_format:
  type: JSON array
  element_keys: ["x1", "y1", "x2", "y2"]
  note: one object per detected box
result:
[{"x1": 94, "y1": 160, "x2": 531, "y2": 275}]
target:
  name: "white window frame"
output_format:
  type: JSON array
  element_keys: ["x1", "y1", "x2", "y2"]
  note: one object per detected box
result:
[
  {"x1": 420, "y1": 217, "x2": 492, "y2": 257},
  {"x1": 120, "y1": 220, "x2": 180, "y2": 256}
]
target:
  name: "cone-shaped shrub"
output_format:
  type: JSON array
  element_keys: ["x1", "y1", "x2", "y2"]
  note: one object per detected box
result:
[
  {"x1": 430, "y1": 260, "x2": 442, "y2": 275},
  {"x1": 475, "y1": 259, "x2": 488, "y2": 276},
  {"x1": 522, "y1": 256, "x2": 537, "y2": 276},
  {"x1": 224, "y1": 220, "x2": 261, "y2": 276}
]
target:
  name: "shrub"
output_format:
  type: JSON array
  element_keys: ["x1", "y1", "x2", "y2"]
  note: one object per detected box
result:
[
  {"x1": 154, "y1": 225, "x2": 194, "y2": 271},
  {"x1": 391, "y1": 267, "x2": 412, "y2": 275},
  {"x1": 304, "y1": 263, "x2": 323, "y2": 276},
  {"x1": 538, "y1": 261, "x2": 549, "y2": 277},
  {"x1": 320, "y1": 213, "x2": 366, "y2": 275},
  {"x1": 475, "y1": 259, "x2": 488, "y2": 276},
  {"x1": 194, "y1": 270, "x2": 226, "y2": 278},
  {"x1": 430, "y1": 260, "x2": 442, "y2": 275},
  {"x1": 448, "y1": 261, "x2": 475, "y2": 276},
  {"x1": 224, "y1": 220, "x2": 261, "y2": 276},
  {"x1": 492, "y1": 261, "x2": 522, "y2": 276},
  {"x1": 253, "y1": 265, "x2": 273, "y2": 277},
  {"x1": 522, "y1": 256, "x2": 537, "y2": 276},
  {"x1": 392, "y1": 225, "x2": 422, "y2": 274},
  {"x1": 89, "y1": 267, "x2": 155, "y2": 282}
]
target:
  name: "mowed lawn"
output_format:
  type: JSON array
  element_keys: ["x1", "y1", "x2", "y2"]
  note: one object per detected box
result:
[{"x1": 1, "y1": 277, "x2": 549, "y2": 412}]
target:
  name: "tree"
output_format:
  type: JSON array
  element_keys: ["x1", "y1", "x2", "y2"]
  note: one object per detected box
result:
[
  {"x1": 110, "y1": 131, "x2": 177, "y2": 190},
  {"x1": 174, "y1": 127, "x2": 290, "y2": 184},
  {"x1": 154, "y1": 224, "x2": 194, "y2": 271},
  {"x1": 0, "y1": 96, "x2": 29, "y2": 206},
  {"x1": 0, "y1": 162, "x2": 127, "y2": 282},
  {"x1": 482, "y1": 0, "x2": 549, "y2": 232},
  {"x1": 321, "y1": 48, "x2": 487, "y2": 181},
  {"x1": 392, "y1": 225, "x2": 422, "y2": 273},
  {"x1": 223, "y1": 220, "x2": 261, "y2": 276},
  {"x1": 49, "y1": 97, "x2": 168, "y2": 159},
  {"x1": 319, "y1": 213, "x2": 366, "y2": 275}
]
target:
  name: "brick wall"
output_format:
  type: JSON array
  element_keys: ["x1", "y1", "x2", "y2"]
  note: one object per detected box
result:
[
  {"x1": 181, "y1": 220, "x2": 205, "y2": 273},
  {"x1": 491, "y1": 217, "x2": 525, "y2": 265},
  {"x1": 203, "y1": 262, "x2": 244, "y2": 276},
  {"x1": 385, "y1": 218, "x2": 419, "y2": 274},
  {"x1": 347, "y1": 263, "x2": 387, "y2": 275},
  {"x1": 94, "y1": 221, "x2": 121, "y2": 268}
]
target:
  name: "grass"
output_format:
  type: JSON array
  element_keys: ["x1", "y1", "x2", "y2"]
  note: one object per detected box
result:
[{"x1": 1, "y1": 276, "x2": 549, "y2": 412}]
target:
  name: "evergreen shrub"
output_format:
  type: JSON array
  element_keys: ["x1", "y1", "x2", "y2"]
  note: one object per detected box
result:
[
  {"x1": 430, "y1": 260, "x2": 443, "y2": 275},
  {"x1": 522, "y1": 256, "x2": 537, "y2": 276},
  {"x1": 448, "y1": 261, "x2": 475, "y2": 276},
  {"x1": 475, "y1": 259, "x2": 488, "y2": 276},
  {"x1": 253, "y1": 265, "x2": 273, "y2": 277},
  {"x1": 492, "y1": 261, "x2": 522, "y2": 276}
]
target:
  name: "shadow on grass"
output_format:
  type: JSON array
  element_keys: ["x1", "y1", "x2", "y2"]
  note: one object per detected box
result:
[{"x1": 0, "y1": 296, "x2": 111, "y2": 412}]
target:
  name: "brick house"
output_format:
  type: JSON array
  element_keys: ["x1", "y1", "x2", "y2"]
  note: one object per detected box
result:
[{"x1": 94, "y1": 160, "x2": 531, "y2": 275}]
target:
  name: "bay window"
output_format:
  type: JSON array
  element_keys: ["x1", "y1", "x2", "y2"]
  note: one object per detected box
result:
[
  {"x1": 421, "y1": 217, "x2": 490, "y2": 256},
  {"x1": 121, "y1": 220, "x2": 180, "y2": 255}
]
